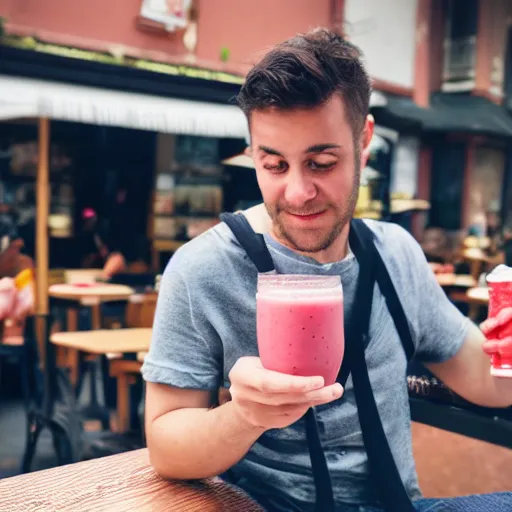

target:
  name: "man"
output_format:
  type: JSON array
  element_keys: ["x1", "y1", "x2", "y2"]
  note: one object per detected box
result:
[
  {"x1": 77, "y1": 207, "x2": 127, "y2": 279},
  {"x1": 142, "y1": 29, "x2": 512, "y2": 511},
  {"x1": 0, "y1": 235, "x2": 34, "y2": 342}
]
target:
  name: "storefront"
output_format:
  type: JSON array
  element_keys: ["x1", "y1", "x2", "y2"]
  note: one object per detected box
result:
[
  {"x1": 0, "y1": 42, "x2": 249, "y2": 273},
  {"x1": 0, "y1": 38, "x2": 410, "y2": 280},
  {"x1": 372, "y1": 91, "x2": 512, "y2": 235}
]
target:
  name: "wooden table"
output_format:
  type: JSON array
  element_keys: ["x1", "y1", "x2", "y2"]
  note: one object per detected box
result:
[
  {"x1": 467, "y1": 287, "x2": 489, "y2": 304},
  {"x1": 462, "y1": 287, "x2": 489, "y2": 321},
  {"x1": 436, "y1": 273, "x2": 476, "y2": 288},
  {"x1": 109, "y1": 351, "x2": 147, "y2": 433},
  {"x1": 49, "y1": 283, "x2": 135, "y2": 329},
  {"x1": 462, "y1": 248, "x2": 490, "y2": 281},
  {"x1": 51, "y1": 328, "x2": 152, "y2": 354},
  {"x1": 64, "y1": 268, "x2": 105, "y2": 285},
  {"x1": 49, "y1": 283, "x2": 135, "y2": 385},
  {"x1": 0, "y1": 449, "x2": 263, "y2": 511},
  {"x1": 51, "y1": 328, "x2": 152, "y2": 433}
]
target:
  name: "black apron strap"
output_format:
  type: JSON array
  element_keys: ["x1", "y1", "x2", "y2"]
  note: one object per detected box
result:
[
  {"x1": 351, "y1": 219, "x2": 415, "y2": 361},
  {"x1": 349, "y1": 219, "x2": 415, "y2": 512},
  {"x1": 220, "y1": 212, "x2": 275, "y2": 273},
  {"x1": 221, "y1": 211, "x2": 334, "y2": 512},
  {"x1": 338, "y1": 220, "x2": 415, "y2": 388}
]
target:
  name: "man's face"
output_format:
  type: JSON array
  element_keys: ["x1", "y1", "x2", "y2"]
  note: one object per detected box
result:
[{"x1": 250, "y1": 95, "x2": 373, "y2": 256}]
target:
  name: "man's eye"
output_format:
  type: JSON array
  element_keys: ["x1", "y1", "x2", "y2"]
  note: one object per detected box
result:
[
  {"x1": 308, "y1": 160, "x2": 336, "y2": 170},
  {"x1": 264, "y1": 161, "x2": 288, "y2": 172}
]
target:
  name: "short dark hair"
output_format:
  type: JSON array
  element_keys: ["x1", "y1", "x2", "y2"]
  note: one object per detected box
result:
[{"x1": 237, "y1": 28, "x2": 371, "y2": 137}]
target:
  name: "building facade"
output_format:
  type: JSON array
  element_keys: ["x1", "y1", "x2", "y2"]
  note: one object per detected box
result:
[
  {"x1": 345, "y1": 0, "x2": 512, "y2": 238},
  {"x1": 1, "y1": 0, "x2": 511, "y2": 239}
]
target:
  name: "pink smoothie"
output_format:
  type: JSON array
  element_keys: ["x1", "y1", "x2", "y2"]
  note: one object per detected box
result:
[
  {"x1": 257, "y1": 292, "x2": 344, "y2": 385},
  {"x1": 486, "y1": 265, "x2": 512, "y2": 377}
]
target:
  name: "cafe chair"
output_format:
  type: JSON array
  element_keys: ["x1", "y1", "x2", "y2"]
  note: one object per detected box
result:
[
  {"x1": 20, "y1": 311, "x2": 84, "y2": 473},
  {"x1": 80, "y1": 293, "x2": 157, "y2": 462},
  {"x1": 407, "y1": 361, "x2": 512, "y2": 449},
  {"x1": 0, "y1": 318, "x2": 35, "y2": 409}
]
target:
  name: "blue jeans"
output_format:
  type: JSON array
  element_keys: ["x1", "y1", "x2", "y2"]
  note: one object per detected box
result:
[
  {"x1": 355, "y1": 492, "x2": 512, "y2": 512},
  {"x1": 250, "y1": 492, "x2": 512, "y2": 512}
]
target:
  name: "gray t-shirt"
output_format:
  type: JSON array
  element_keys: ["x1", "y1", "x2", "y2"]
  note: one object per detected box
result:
[{"x1": 142, "y1": 218, "x2": 469, "y2": 510}]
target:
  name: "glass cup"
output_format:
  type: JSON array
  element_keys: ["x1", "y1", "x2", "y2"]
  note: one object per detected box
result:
[
  {"x1": 256, "y1": 274, "x2": 344, "y2": 385},
  {"x1": 486, "y1": 265, "x2": 512, "y2": 377}
]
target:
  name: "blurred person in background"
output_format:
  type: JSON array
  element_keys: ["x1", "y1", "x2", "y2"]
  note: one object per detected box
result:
[
  {"x1": 485, "y1": 206, "x2": 503, "y2": 257},
  {"x1": 0, "y1": 230, "x2": 35, "y2": 343},
  {"x1": 502, "y1": 214, "x2": 512, "y2": 267},
  {"x1": 105, "y1": 184, "x2": 150, "y2": 276},
  {"x1": 77, "y1": 207, "x2": 126, "y2": 279}
]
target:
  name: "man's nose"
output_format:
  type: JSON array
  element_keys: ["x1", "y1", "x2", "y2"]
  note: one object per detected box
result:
[{"x1": 284, "y1": 170, "x2": 317, "y2": 207}]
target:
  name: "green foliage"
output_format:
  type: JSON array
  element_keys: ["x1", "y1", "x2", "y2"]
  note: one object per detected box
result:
[{"x1": 220, "y1": 47, "x2": 230, "y2": 63}]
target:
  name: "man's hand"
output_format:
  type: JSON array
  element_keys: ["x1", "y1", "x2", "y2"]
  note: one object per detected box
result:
[
  {"x1": 0, "y1": 277, "x2": 16, "y2": 320},
  {"x1": 480, "y1": 308, "x2": 512, "y2": 369},
  {"x1": 228, "y1": 356, "x2": 343, "y2": 431},
  {"x1": 0, "y1": 239, "x2": 23, "y2": 278}
]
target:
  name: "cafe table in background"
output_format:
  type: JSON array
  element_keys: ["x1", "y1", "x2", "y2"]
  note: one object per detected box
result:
[
  {"x1": 465, "y1": 286, "x2": 489, "y2": 321},
  {"x1": 51, "y1": 328, "x2": 152, "y2": 432}
]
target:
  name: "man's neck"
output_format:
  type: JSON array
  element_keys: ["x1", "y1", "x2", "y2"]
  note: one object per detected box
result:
[{"x1": 242, "y1": 204, "x2": 272, "y2": 234}]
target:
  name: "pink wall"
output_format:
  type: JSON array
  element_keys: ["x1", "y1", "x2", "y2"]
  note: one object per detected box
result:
[
  {"x1": 0, "y1": 0, "x2": 185, "y2": 55},
  {"x1": 195, "y1": 0, "x2": 333, "y2": 65},
  {"x1": 0, "y1": 0, "x2": 334, "y2": 71}
]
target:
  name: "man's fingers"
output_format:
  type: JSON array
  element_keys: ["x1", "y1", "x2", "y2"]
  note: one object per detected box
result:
[
  {"x1": 480, "y1": 317, "x2": 500, "y2": 337},
  {"x1": 483, "y1": 340, "x2": 501, "y2": 355},
  {"x1": 497, "y1": 308, "x2": 512, "y2": 327},
  {"x1": 499, "y1": 337, "x2": 512, "y2": 355},
  {"x1": 232, "y1": 357, "x2": 325, "y2": 394},
  {"x1": 481, "y1": 308, "x2": 512, "y2": 337},
  {"x1": 240, "y1": 383, "x2": 343, "y2": 406},
  {"x1": 482, "y1": 337, "x2": 512, "y2": 355},
  {"x1": 247, "y1": 395, "x2": 341, "y2": 419}
]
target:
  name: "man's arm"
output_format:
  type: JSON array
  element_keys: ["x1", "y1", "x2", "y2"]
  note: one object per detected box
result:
[
  {"x1": 426, "y1": 321, "x2": 512, "y2": 408},
  {"x1": 145, "y1": 382, "x2": 264, "y2": 480},
  {"x1": 102, "y1": 252, "x2": 126, "y2": 279},
  {"x1": 145, "y1": 357, "x2": 343, "y2": 481}
]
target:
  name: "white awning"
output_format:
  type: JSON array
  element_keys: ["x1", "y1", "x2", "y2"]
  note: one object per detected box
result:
[
  {"x1": 0, "y1": 75, "x2": 249, "y2": 138},
  {"x1": 0, "y1": 75, "x2": 387, "y2": 138}
]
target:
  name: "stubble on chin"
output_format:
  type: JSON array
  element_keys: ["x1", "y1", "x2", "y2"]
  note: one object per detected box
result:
[{"x1": 265, "y1": 166, "x2": 360, "y2": 255}]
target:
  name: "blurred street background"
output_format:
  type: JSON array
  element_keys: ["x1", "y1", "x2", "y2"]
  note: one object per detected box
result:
[{"x1": 0, "y1": 0, "x2": 511, "y2": 501}]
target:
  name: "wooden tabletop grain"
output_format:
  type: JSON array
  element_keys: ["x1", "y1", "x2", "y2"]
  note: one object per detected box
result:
[
  {"x1": 0, "y1": 449, "x2": 263, "y2": 512},
  {"x1": 49, "y1": 283, "x2": 135, "y2": 305},
  {"x1": 50, "y1": 328, "x2": 152, "y2": 355},
  {"x1": 467, "y1": 286, "x2": 490, "y2": 304}
]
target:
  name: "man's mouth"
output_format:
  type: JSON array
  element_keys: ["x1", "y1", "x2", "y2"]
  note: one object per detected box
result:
[{"x1": 286, "y1": 210, "x2": 327, "y2": 221}]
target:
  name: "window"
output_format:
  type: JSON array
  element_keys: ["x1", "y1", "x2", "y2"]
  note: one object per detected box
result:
[
  {"x1": 139, "y1": 0, "x2": 192, "y2": 32},
  {"x1": 429, "y1": 142, "x2": 465, "y2": 230},
  {"x1": 442, "y1": 0, "x2": 478, "y2": 91},
  {"x1": 505, "y1": 27, "x2": 512, "y2": 110}
]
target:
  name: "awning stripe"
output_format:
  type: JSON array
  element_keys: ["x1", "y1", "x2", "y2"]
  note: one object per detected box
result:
[{"x1": 0, "y1": 75, "x2": 249, "y2": 138}]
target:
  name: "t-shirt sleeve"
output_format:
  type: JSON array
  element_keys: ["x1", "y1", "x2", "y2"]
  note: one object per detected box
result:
[
  {"x1": 141, "y1": 259, "x2": 222, "y2": 390},
  {"x1": 379, "y1": 223, "x2": 470, "y2": 364}
]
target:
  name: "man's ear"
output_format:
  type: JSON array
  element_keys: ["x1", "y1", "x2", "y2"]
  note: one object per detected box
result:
[{"x1": 360, "y1": 114, "x2": 375, "y2": 171}]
